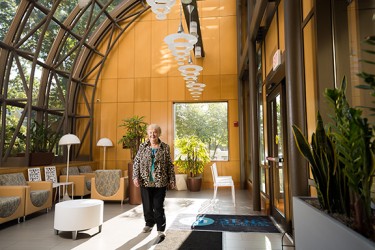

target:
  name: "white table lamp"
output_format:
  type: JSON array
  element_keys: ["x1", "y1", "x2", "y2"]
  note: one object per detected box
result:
[
  {"x1": 97, "y1": 138, "x2": 113, "y2": 170},
  {"x1": 59, "y1": 134, "x2": 80, "y2": 200}
]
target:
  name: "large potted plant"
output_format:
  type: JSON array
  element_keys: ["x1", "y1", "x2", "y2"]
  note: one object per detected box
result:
[
  {"x1": 29, "y1": 120, "x2": 57, "y2": 166},
  {"x1": 174, "y1": 136, "x2": 210, "y2": 192},
  {"x1": 292, "y1": 77, "x2": 375, "y2": 249},
  {"x1": 118, "y1": 115, "x2": 147, "y2": 204}
]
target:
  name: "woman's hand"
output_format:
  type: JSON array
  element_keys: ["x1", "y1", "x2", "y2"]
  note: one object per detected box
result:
[
  {"x1": 169, "y1": 183, "x2": 176, "y2": 190},
  {"x1": 133, "y1": 178, "x2": 140, "y2": 187}
]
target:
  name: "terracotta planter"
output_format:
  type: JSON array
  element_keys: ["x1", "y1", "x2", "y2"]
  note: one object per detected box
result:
[
  {"x1": 29, "y1": 152, "x2": 54, "y2": 166},
  {"x1": 187, "y1": 177, "x2": 202, "y2": 192}
]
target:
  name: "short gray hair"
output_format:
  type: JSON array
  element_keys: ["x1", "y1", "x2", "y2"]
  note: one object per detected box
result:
[{"x1": 147, "y1": 124, "x2": 162, "y2": 135}]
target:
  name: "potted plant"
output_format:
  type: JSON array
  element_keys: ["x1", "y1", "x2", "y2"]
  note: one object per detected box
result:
[
  {"x1": 174, "y1": 136, "x2": 210, "y2": 192},
  {"x1": 118, "y1": 115, "x2": 148, "y2": 161},
  {"x1": 29, "y1": 120, "x2": 58, "y2": 166},
  {"x1": 118, "y1": 115, "x2": 148, "y2": 204},
  {"x1": 292, "y1": 77, "x2": 375, "y2": 249}
]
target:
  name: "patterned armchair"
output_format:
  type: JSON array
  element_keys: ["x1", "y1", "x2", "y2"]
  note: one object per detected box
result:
[
  {"x1": 59, "y1": 166, "x2": 91, "y2": 198},
  {"x1": 0, "y1": 173, "x2": 52, "y2": 221},
  {"x1": 0, "y1": 186, "x2": 25, "y2": 224},
  {"x1": 91, "y1": 170, "x2": 127, "y2": 205}
]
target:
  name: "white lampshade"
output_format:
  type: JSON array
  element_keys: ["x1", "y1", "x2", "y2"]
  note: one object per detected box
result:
[
  {"x1": 186, "y1": 83, "x2": 206, "y2": 88},
  {"x1": 97, "y1": 138, "x2": 113, "y2": 147},
  {"x1": 181, "y1": 0, "x2": 192, "y2": 4},
  {"x1": 146, "y1": 0, "x2": 176, "y2": 20},
  {"x1": 164, "y1": 4, "x2": 197, "y2": 65},
  {"x1": 59, "y1": 134, "x2": 80, "y2": 145}
]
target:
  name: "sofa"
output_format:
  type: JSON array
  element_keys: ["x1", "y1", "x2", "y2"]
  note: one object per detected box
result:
[{"x1": 0, "y1": 173, "x2": 52, "y2": 221}]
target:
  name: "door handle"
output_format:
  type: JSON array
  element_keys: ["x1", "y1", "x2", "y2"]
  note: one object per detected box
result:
[{"x1": 266, "y1": 156, "x2": 284, "y2": 163}]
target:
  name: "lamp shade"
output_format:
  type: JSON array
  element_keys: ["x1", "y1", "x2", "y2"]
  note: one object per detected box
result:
[
  {"x1": 97, "y1": 138, "x2": 113, "y2": 147},
  {"x1": 146, "y1": 0, "x2": 176, "y2": 20},
  {"x1": 59, "y1": 134, "x2": 80, "y2": 145}
]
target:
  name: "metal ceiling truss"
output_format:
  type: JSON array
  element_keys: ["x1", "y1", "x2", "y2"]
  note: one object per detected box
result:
[{"x1": 0, "y1": 0, "x2": 148, "y2": 166}]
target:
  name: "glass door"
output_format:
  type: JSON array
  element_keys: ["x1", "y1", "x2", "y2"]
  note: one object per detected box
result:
[{"x1": 266, "y1": 82, "x2": 287, "y2": 226}]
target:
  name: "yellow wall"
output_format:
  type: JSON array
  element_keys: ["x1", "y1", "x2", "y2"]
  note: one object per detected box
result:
[{"x1": 88, "y1": 0, "x2": 238, "y2": 189}]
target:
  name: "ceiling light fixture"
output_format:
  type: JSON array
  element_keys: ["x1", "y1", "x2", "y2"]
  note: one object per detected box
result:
[
  {"x1": 187, "y1": 5, "x2": 198, "y2": 38},
  {"x1": 195, "y1": 45, "x2": 202, "y2": 58},
  {"x1": 164, "y1": 4, "x2": 197, "y2": 65},
  {"x1": 146, "y1": 0, "x2": 176, "y2": 20}
]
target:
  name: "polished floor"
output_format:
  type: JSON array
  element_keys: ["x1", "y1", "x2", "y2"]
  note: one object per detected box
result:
[{"x1": 0, "y1": 189, "x2": 294, "y2": 250}]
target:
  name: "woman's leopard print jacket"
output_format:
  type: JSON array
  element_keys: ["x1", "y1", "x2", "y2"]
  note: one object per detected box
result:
[{"x1": 132, "y1": 139, "x2": 176, "y2": 188}]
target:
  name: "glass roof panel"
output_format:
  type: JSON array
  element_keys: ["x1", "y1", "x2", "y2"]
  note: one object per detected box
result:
[
  {"x1": 48, "y1": 73, "x2": 67, "y2": 110},
  {"x1": 0, "y1": 1, "x2": 19, "y2": 41},
  {"x1": 35, "y1": 0, "x2": 53, "y2": 9},
  {"x1": 55, "y1": 33, "x2": 79, "y2": 72},
  {"x1": 32, "y1": 64, "x2": 43, "y2": 106},
  {"x1": 7, "y1": 56, "x2": 28, "y2": 100},
  {"x1": 5, "y1": 105, "x2": 27, "y2": 156},
  {"x1": 18, "y1": 7, "x2": 47, "y2": 54},
  {"x1": 54, "y1": 1, "x2": 77, "y2": 23},
  {"x1": 72, "y1": 2, "x2": 103, "y2": 37},
  {"x1": 39, "y1": 20, "x2": 60, "y2": 63}
]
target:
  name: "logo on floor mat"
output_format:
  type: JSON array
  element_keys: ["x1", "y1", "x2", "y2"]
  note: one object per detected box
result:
[{"x1": 192, "y1": 216, "x2": 215, "y2": 227}]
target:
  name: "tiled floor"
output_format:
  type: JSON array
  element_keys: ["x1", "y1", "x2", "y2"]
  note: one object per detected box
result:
[{"x1": 0, "y1": 189, "x2": 294, "y2": 250}]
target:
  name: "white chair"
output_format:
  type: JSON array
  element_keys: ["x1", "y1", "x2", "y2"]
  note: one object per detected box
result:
[{"x1": 211, "y1": 163, "x2": 235, "y2": 206}]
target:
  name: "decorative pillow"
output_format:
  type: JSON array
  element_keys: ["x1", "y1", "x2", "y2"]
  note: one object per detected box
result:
[
  {"x1": 60, "y1": 166, "x2": 80, "y2": 175},
  {"x1": 0, "y1": 173, "x2": 27, "y2": 186},
  {"x1": 78, "y1": 165, "x2": 93, "y2": 173}
]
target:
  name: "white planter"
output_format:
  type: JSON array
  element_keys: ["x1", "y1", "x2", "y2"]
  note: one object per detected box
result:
[{"x1": 293, "y1": 197, "x2": 375, "y2": 250}]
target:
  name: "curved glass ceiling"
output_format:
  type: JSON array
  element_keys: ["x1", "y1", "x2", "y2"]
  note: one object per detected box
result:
[{"x1": 0, "y1": 0, "x2": 149, "y2": 166}]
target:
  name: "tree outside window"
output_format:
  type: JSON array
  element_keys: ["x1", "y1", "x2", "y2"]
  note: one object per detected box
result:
[{"x1": 174, "y1": 102, "x2": 229, "y2": 161}]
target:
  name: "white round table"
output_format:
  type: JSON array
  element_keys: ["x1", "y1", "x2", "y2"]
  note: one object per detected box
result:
[{"x1": 54, "y1": 199, "x2": 103, "y2": 240}]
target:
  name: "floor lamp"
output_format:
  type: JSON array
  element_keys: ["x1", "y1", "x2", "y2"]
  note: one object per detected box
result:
[
  {"x1": 97, "y1": 138, "x2": 113, "y2": 170},
  {"x1": 59, "y1": 134, "x2": 80, "y2": 201}
]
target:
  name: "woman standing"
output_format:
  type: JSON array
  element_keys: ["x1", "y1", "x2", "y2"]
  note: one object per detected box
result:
[{"x1": 132, "y1": 124, "x2": 176, "y2": 238}]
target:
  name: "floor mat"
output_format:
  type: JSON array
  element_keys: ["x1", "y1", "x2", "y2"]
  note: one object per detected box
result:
[
  {"x1": 170, "y1": 213, "x2": 280, "y2": 233},
  {"x1": 154, "y1": 230, "x2": 222, "y2": 250}
]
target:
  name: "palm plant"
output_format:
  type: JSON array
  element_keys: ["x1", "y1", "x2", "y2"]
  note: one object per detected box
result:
[{"x1": 118, "y1": 116, "x2": 148, "y2": 161}]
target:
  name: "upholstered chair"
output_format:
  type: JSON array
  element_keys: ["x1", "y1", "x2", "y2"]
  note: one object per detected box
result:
[
  {"x1": 91, "y1": 170, "x2": 127, "y2": 205},
  {"x1": 0, "y1": 173, "x2": 52, "y2": 221},
  {"x1": 59, "y1": 166, "x2": 91, "y2": 198},
  {"x1": 0, "y1": 186, "x2": 25, "y2": 224}
]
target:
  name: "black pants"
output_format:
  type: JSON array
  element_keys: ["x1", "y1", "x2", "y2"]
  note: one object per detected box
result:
[{"x1": 141, "y1": 186, "x2": 167, "y2": 232}]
